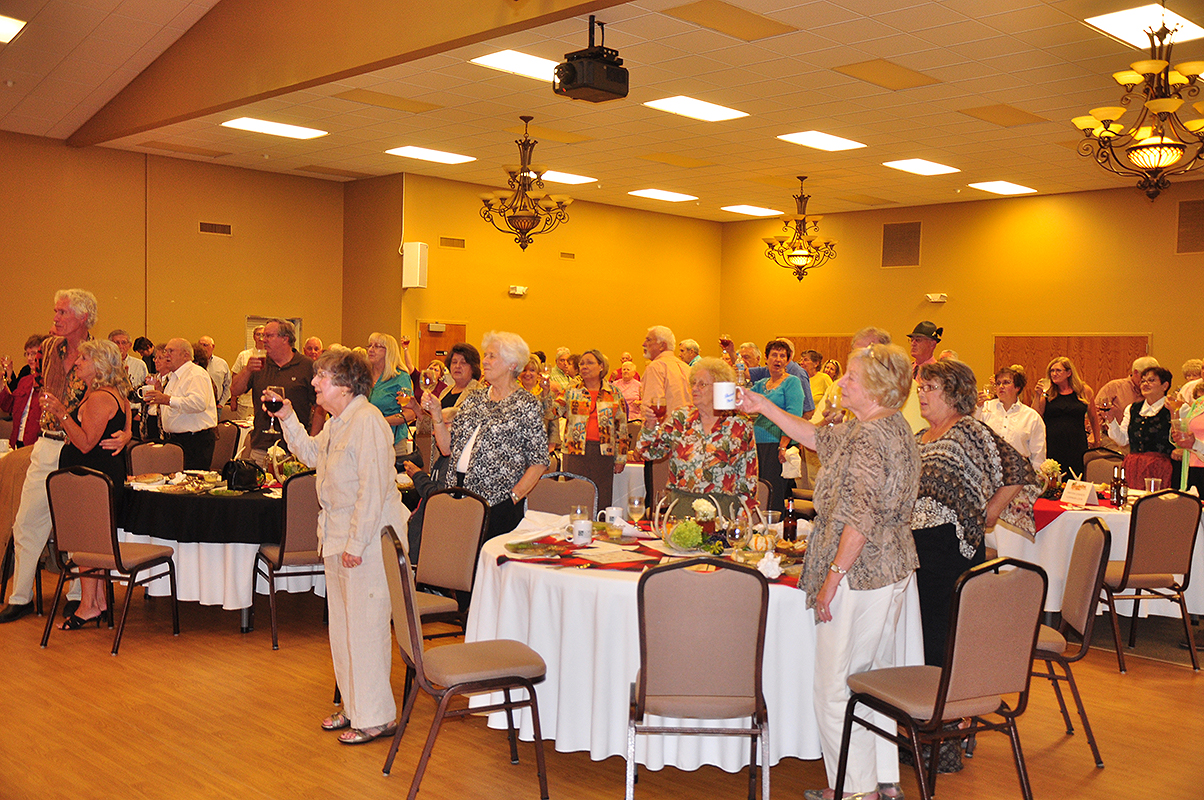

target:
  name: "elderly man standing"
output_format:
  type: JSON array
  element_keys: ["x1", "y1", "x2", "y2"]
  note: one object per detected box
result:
[
  {"x1": 230, "y1": 325, "x2": 266, "y2": 419},
  {"x1": 549, "y1": 346, "x2": 572, "y2": 394},
  {"x1": 0, "y1": 289, "x2": 131, "y2": 623},
  {"x1": 109, "y1": 328, "x2": 148, "y2": 388},
  {"x1": 907, "y1": 321, "x2": 942, "y2": 378},
  {"x1": 678, "y1": 338, "x2": 701, "y2": 366},
  {"x1": 302, "y1": 336, "x2": 323, "y2": 361},
  {"x1": 143, "y1": 338, "x2": 218, "y2": 470},
  {"x1": 198, "y1": 335, "x2": 232, "y2": 406},
  {"x1": 230, "y1": 318, "x2": 324, "y2": 468},
  {"x1": 640, "y1": 325, "x2": 692, "y2": 500}
]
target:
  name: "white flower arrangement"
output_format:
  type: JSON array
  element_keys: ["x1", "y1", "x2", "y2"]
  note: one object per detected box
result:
[
  {"x1": 756, "y1": 551, "x2": 782, "y2": 579},
  {"x1": 691, "y1": 498, "x2": 717, "y2": 521}
]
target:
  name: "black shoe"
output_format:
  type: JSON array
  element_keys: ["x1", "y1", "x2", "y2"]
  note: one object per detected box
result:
[
  {"x1": 0, "y1": 602, "x2": 34, "y2": 623},
  {"x1": 62, "y1": 600, "x2": 80, "y2": 619}
]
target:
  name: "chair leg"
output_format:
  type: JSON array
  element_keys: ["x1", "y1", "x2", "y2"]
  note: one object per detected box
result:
[
  {"x1": 1005, "y1": 718, "x2": 1035, "y2": 800},
  {"x1": 502, "y1": 687, "x2": 519, "y2": 764},
  {"x1": 1058, "y1": 658, "x2": 1103, "y2": 767},
  {"x1": 833, "y1": 698, "x2": 857, "y2": 800},
  {"x1": 39, "y1": 571, "x2": 69, "y2": 648},
  {"x1": 383, "y1": 676, "x2": 421, "y2": 776},
  {"x1": 1128, "y1": 596, "x2": 1141, "y2": 648},
  {"x1": 407, "y1": 691, "x2": 454, "y2": 800},
  {"x1": 0, "y1": 537, "x2": 12, "y2": 603},
  {"x1": 1043, "y1": 659, "x2": 1075, "y2": 734},
  {"x1": 759, "y1": 723, "x2": 770, "y2": 800},
  {"x1": 1102, "y1": 588, "x2": 1126, "y2": 673},
  {"x1": 266, "y1": 563, "x2": 279, "y2": 650},
  {"x1": 747, "y1": 732, "x2": 757, "y2": 800},
  {"x1": 904, "y1": 725, "x2": 932, "y2": 800},
  {"x1": 167, "y1": 563, "x2": 179, "y2": 636},
  {"x1": 112, "y1": 573, "x2": 138, "y2": 656},
  {"x1": 625, "y1": 718, "x2": 637, "y2": 800},
  {"x1": 524, "y1": 679, "x2": 549, "y2": 800},
  {"x1": 33, "y1": 561, "x2": 42, "y2": 616},
  {"x1": 1177, "y1": 593, "x2": 1200, "y2": 671},
  {"x1": 105, "y1": 579, "x2": 116, "y2": 628}
]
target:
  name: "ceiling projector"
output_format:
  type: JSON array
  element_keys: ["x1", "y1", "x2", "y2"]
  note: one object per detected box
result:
[{"x1": 553, "y1": 16, "x2": 628, "y2": 103}]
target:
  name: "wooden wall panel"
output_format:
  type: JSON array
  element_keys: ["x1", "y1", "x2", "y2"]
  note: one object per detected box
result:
[
  {"x1": 994, "y1": 335, "x2": 1149, "y2": 405},
  {"x1": 782, "y1": 335, "x2": 852, "y2": 373}
]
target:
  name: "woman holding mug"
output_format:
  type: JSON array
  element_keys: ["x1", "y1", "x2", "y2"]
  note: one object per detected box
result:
[{"x1": 552, "y1": 349, "x2": 628, "y2": 507}]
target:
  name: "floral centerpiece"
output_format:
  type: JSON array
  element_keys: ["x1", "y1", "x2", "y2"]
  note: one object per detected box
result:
[
  {"x1": 653, "y1": 495, "x2": 738, "y2": 555},
  {"x1": 1036, "y1": 458, "x2": 1063, "y2": 500}
]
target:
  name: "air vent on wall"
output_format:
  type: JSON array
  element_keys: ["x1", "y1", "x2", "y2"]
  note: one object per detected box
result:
[
  {"x1": 560, "y1": 252, "x2": 575, "y2": 260},
  {"x1": 439, "y1": 236, "x2": 465, "y2": 249},
  {"x1": 1177, "y1": 199, "x2": 1204, "y2": 254},
  {"x1": 882, "y1": 221, "x2": 921, "y2": 267},
  {"x1": 199, "y1": 222, "x2": 232, "y2": 236}
]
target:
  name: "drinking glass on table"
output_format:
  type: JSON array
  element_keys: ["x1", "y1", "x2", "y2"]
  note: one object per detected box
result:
[
  {"x1": 264, "y1": 385, "x2": 285, "y2": 434},
  {"x1": 627, "y1": 496, "x2": 646, "y2": 524}
]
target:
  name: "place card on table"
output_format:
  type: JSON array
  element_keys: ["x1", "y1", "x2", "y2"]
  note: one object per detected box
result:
[
  {"x1": 575, "y1": 550, "x2": 658, "y2": 565},
  {"x1": 1059, "y1": 480, "x2": 1098, "y2": 506}
]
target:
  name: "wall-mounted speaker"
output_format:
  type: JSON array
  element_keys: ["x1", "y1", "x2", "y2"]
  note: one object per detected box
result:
[{"x1": 402, "y1": 241, "x2": 428, "y2": 288}]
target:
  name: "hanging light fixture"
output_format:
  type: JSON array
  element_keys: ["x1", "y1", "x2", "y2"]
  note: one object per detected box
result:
[
  {"x1": 479, "y1": 116, "x2": 572, "y2": 250},
  {"x1": 1072, "y1": 22, "x2": 1204, "y2": 200},
  {"x1": 762, "y1": 176, "x2": 837, "y2": 281}
]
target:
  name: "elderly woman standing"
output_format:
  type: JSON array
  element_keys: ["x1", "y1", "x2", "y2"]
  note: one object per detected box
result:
[
  {"x1": 266, "y1": 349, "x2": 408, "y2": 745},
  {"x1": 1105, "y1": 365, "x2": 1175, "y2": 489},
  {"x1": 638, "y1": 358, "x2": 757, "y2": 517},
  {"x1": 751, "y1": 339, "x2": 805, "y2": 512},
  {"x1": 366, "y1": 332, "x2": 415, "y2": 457},
  {"x1": 914, "y1": 359, "x2": 1037, "y2": 667},
  {"x1": 421, "y1": 332, "x2": 548, "y2": 539},
  {"x1": 552, "y1": 349, "x2": 628, "y2": 507},
  {"x1": 739, "y1": 343, "x2": 919, "y2": 800}
]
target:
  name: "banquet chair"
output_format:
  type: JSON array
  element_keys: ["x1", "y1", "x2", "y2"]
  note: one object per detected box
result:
[
  {"x1": 834, "y1": 558, "x2": 1047, "y2": 800},
  {"x1": 1031, "y1": 517, "x2": 1110, "y2": 767},
  {"x1": 379, "y1": 526, "x2": 549, "y2": 800},
  {"x1": 755, "y1": 479, "x2": 770, "y2": 512},
  {"x1": 627, "y1": 557, "x2": 770, "y2": 800},
  {"x1": 42, "y1": 466, "x2": 179, "y2": 655},
  {"x1": 413, "y1": 487, "x2": 489, "y2": 638},
  {"x1": 414, "y1": 432, "x2": 433, "y2": 473},
  {"x1": 1083, "y1": 448, "x2": 1124, "y2": 484},
  {"x1": 252, "y1": 470, "x2": 322, "y2": 649},
  {"x1": 526, "y1": 471, "x2": 598, "y2": 517},
  {"x1": 128, "y1": 441, "x2": 185, "y2": 475},
  {"x1": 1100, "y1": 489, "x2": 1202, "y2": 672},
  {"x1": 210, "y1": 421, "x2": 240, "y2": 471}
]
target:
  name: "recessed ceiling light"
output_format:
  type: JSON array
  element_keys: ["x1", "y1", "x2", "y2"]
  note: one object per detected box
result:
[
  {"x1": 385, "y1": 146, "x2": 476, "y2": 164},
  {"x1": 221, "y1": 117, "x2": 327, "y2": 139},
  {"x1": 1084, "y1": 4, "x2": 1204, "y2": 48},
  {"x1": 469, "y1": 50, "x2": 558, "y2": 82},
  {"x1": 968, "y1": 181, "x2": 1036, "y2": 195},
  {"x1": 643, "y1": 96, "x2": 748, "y2": 122},
  {"x1": 542, "y1": 170, "x2": 596, "y2": 185},
  {"x1": 0, "y1": 13, "x2": 27, "y2": 43},
  {"x1": 777, "y1": 130, "x2": 866, "y2": 151},
  {"x1": 883, "y1": 159, "x2": 960, "y2": 176},
  {"x1": 629, "y1": 189, "x2": 698, "y2": 202},
  {"x1": 722, "y1": 205, "x2": 782, "y2": 217}
]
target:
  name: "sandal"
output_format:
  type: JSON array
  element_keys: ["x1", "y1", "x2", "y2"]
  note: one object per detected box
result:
[
  {"x1": 878, "y1": 783, "x2": 904, "y2": 800},
  {"x1": 803, "y1": 790, "x2": 879, "y2": 800},
  {"x1": 60, "y1": 612, "x2": 105, "y2": 631},
  {"x1": 320, "y1": 711, "x2": 350, "y2": 731},
  {"x1": 338, "y1": 721, "x2": 398, "y2": 745}
]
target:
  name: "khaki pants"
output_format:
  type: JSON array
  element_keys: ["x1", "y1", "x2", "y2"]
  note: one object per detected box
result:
[
  {"x1": 7, "y1": 437, "x2": 64, "y2": 605},
  {"x1": 325, "y1": 544, "x2": 396, "y2": 729}
]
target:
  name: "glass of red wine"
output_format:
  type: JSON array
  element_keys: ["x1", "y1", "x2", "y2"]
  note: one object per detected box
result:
[{"x1": 264, "y1": 385, "x2": 285, "y2": 434}]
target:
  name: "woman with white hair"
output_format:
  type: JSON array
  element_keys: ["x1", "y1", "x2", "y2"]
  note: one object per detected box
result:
[
  {"x1": 366, "y1": 332, "x2": 414, "y2": 457},
  {"x1": 420, "y1": 331, "x2": 549, "y2": 539}
]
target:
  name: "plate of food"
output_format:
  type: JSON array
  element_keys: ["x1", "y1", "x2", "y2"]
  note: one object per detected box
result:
[
  {"x1": 209, "y1": 487, "x2": 245, "y2": 497},
  {"x1": 504, "y1": 539, "x2": 573, "y2": 557},
  {"x1": 131, "y1": 473, "x2": 165, "y2": 487}
]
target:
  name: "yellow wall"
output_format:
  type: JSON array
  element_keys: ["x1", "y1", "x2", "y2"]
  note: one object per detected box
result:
[
  {"x1": 720, "y1": 180, "x2": 1204, "y2": 381},
  {"x1": 342, "y1": 173, "x2": 405, "y2": 349}
]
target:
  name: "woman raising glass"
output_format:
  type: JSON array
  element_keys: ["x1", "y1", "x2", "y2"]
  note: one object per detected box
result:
[
  {"x1": 750, "y1": 339, "x2": 804, "y2": 513},
  {"x1": 365, "y1": 332, "x2": 415, "y2": 457},
  {"x1": 440, "y1": 343, "x2": 482, "y2": 413},
  {"x1": 1032, "y1": 356, "x2": 1099, "y2": 477},
  {"x1": 975, "y1": 365, "x2": 1046, "y2": 470},
  {"x1": 1105, "y1": 366, "x2": 1175, "y2": 489},
  {"x1": 552, "y1": 349, "x2": 628, "y2": 507}
]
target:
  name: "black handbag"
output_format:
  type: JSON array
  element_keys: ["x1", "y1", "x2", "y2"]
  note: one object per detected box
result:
[{"x1": 221, "y1": 459, "x2": 265, "y2": 491}]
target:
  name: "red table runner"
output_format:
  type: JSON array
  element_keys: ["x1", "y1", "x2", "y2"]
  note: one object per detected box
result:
[{"x1": 1033, "y1": 496, "x2": 1117, "y2": 533}]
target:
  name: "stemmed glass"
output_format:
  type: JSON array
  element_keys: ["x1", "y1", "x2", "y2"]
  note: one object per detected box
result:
[
  {"x1": 264, "y1": 385, "x2": 285, "y2": 434},
  {"x1": 649, "y1": 394, "x2": 667, "y2": 423},
  {"x1": 627, "y1": 496, "x2": 646, "y2": 525}
]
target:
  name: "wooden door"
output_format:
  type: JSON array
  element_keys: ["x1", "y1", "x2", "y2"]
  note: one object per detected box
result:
[
  {"x1": 782, "y1": 335, "x2": 852, "y2": 373},
  {"x1": 994, "y1": 335, "x2": 1150, "y2": 406},
  {"x1": 417, "y1": 322, "x2": 467, "y2": 370}
]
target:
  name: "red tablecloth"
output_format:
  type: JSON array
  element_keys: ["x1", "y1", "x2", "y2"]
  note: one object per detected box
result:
[{"x1": 1033, "y1": 496, "x2": 1117, "y2": 533}]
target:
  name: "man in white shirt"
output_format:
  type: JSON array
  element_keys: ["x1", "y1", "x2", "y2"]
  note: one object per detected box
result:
[
  {"x1": 198, "y1": 335, "x2": 232, "y2": 406},
  {"x1": 230, "y1": 325, "x2": 266, "y2": 419},
  {"x1": 143, "y1": 337, "x2": 218, "y2": 470},
  {"x1": 109, "y1": 328, "x2": 148, "y2": 388}
]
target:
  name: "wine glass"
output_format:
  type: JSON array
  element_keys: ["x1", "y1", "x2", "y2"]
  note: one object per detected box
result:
[
  {"x1": 627, "y1": 496, "x2": 646, "y2": 525},
  {"x1": 264, "y1": 385, "x2": 285, "y2": 434},
  {"x1": 397, "y1": 385, "x2": 413, "y2": 408},
  {"x1": 649, "y1": 394, "x2": 667, "y2": 423}
]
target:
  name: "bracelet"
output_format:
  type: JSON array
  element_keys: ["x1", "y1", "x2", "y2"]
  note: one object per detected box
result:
[{"x1": 829, "y1": 562, "x2": 847, "y2": 575}]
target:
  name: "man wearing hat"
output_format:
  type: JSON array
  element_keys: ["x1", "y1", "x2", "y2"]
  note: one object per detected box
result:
[{"x1": 907, "y1": 321, "x2": 943, "y2": 378}]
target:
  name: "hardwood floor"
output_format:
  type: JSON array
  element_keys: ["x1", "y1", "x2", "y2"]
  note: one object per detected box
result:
[{"x1": 1, "y1": 585, "x2": 1200, "y2": 800}]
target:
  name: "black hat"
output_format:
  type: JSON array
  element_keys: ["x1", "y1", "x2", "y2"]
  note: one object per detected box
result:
[{"x1": 907, "y1": 321, "x2": 943, "y2": 342}]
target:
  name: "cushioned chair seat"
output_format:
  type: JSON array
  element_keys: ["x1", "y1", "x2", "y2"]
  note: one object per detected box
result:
[
  {"x1": 257, "y1": 544, "x2": 322, "y2": 566},
  {"x1": 1034, "y1": 624, "x2": 1067, "y2": 657},
  {"x1": 414, "y1": 590, "x2": 459, "y2": 617},
  {"x1": 846, "y1": 665, "x2": 1002, "y2": 721},
  {"x1": 422, "y1": 638, "x2": 546, "y2": 687},
  {"x1": 645, "y1": 694, "x2": 757, "y2": 719},
  {"x1": 1104, "y1": 561, "x2": 1175, "y2": 590},
  {"x1": 73, "y1": 543, "x2": 175, "y2": 571}
]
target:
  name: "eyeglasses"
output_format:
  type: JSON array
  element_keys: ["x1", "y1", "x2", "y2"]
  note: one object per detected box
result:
[{"x1": 917, "y1": 383, "x2": 942, "y2": 394}]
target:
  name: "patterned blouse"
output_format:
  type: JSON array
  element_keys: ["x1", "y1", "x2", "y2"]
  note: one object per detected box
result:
[
  {"x1": 551, "y1": 379, "x2": 629, "y2": 462},
  {"x1": 800, "y1": 412, "x2": 920, "y2": 606},
  {"x1": 40, "y1": 335, "x2": 90, "y2": 434},
  {"x1": 441, "y1": 385, "x2": 549, "y2": 506},
  {"x1": 636, "y1": 406, "x2": 758, "y2": 501},
  {"x1": 911, "y1": 416, "x2": 1038, "y2": 559}
]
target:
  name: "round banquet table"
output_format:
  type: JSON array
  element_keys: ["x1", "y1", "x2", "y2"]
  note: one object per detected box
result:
[{"x1": 464, "y1": 511, "x2": 925, "y2": 772}]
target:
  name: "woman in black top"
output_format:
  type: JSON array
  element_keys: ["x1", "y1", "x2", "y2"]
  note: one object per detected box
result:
[{"x1": 1033, "y1": 356, "x2": 1099, "y2": 477}]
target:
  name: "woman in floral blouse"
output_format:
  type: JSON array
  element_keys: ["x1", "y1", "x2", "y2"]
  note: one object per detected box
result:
[
  {"x1": 421, "y1": 331, "x2": 549, "y2": 540},
  {"x1": 551, "y1": 349, "x2": 628, "y2": 507},
  {"x1": 637, "y1": 357, "x2": 756, "y2": 517}
]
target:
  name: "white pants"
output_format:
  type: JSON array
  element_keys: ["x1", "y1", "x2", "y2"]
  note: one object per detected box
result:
[
  {"x1": 813, "y1": 574, "x2": 912, "y2": 794},
  {"x1": 8, "y1": 437, "x2": 64, "y2": 605},
  {"x1": 325, "y1": 543, "x2": 395, "y2": 729}
]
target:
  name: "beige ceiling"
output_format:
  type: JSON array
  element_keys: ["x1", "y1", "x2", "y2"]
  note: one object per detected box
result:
[{"x1": 3, "y1": 0, "x2": 1204, "y2": 221}]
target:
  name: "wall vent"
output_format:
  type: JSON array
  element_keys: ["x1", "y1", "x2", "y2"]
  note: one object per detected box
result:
[
  {"x1": 560, "y1": 252, "x2": 575, "y2": 260},
  {"x1": 881, "y1": 221, "x2": 921, "y2": 267},
  {"x1": 1177, "y1": 199, "x2": 1204, "y2": 254},
  {"x1": 199, "y1": 221, "x2": 232, "y2": 236},
  {"x1": 439, "y1": 236, "x2": 465, "y2": 249}
]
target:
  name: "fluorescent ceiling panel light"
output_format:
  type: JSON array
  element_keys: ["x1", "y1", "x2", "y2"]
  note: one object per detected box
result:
[
  {"x1": 883, "y1": 159, "x2": 960, "y2": 176},
  {"x1": 1084, "y1": 4, "x2": 1204, "y2": 47},
  {"x1": 643, "y1": 96, "x2": 748, "y2": 122},
  {"x1": 722, "y1": 205, "x2": 782, "y2": 216},
  {"x1": 629, "y1": 189, "x2": 697, "y2": 202},
  {"x1": 221, "y1": 117, "x2": 327, "y2": 139},
  {"x1": 470, "y1": 50, "x2": 557, "y2": 82},
  {"x1": 968, "y1": 181, "x2": 1036, "y2": 195},
  {"x1": 777, "y1": 130, "x2": 866, "y2": 151},
  {"x1": 0, "y1": 13, "x2": 26, "y2": 42},
  {"x1": 542, "y1": 170, "x2": 596, "y2": 184},
  {"x1": 385, "y1": 146, "x2": 475, "y2": 164}
]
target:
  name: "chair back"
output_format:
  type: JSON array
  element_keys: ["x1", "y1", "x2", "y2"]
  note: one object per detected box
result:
[
  {"x1": 755, "y1": 479, "x2": 770, "y2": 511},
  {"x1": 381, "y1": 526, "x2": 427, "y2": 680},
  {"x1": 129, "y1": 442, "x2": 185, "y2": 475},
  {"x1": 635, "y1": 557, "x2": 768, "y2": 719},
  {"x1": 414, "y1": 433, "x2": 433, "y2": 471},
  {"x1": 526, "y1": 471, "x2": 598, "y2": 517},
  {"x1": 46, "y1": 467, "x2": 119, "y2": 568},
  {"x1": 415, "y1": 488, "x2": 488, "y2": 593},
  {"x1": 210, "y1": 421, "x2": 240, "y2": 470},
  {"x1": 1084, "y1": 455, "x2": 1123, "y2": 484},
  {"x1": 1059, "y1": 517, "x2": 1111, "y2": 648},
  {"x1": 937, "y1": 558, "x2": 1047, "y2": 721},
  {"x1": 1118, "y1": 490, "x2": 1203, "y2": 588},
  {"x1": 278, "y1": 471, "x2": 319, "y2": 564}
]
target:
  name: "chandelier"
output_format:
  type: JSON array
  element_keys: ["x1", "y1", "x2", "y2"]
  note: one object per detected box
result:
[
  {"x1": 1072, "y1": 23, "x2": 1204, "y2": 200},
  {"x1": 762, "y1": 176, "x2": 837, "y2": 281},
  {"x1": 479, "y1": 116, "x2": 572, "y2": 250}
]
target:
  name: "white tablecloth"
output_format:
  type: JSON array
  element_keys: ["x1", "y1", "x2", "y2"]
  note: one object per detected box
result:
[
  {"x1": 465, "y1": 512, "x2": 924, "y2": 772},
  {"x1": 992, "y1": 506, "x2": 1204, "y2": 617}
]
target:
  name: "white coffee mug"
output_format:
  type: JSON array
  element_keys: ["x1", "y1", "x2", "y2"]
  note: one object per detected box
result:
[
  {"x1": 570, "y1": 519, "x2": 592, "y2": 546},
  {"x1": 713, "y1": 381, "x2": 737, "y2": 410},
  {"x1": 597, "y1": 506, "x2": 624, "y2": 525}
]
